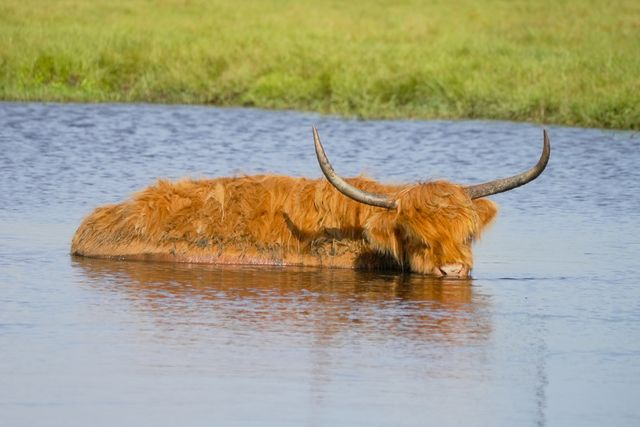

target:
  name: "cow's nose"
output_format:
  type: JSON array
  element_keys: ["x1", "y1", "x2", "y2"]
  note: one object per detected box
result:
[{"x1": 438, "y1": 263, "x2": 468, "y2": 278}]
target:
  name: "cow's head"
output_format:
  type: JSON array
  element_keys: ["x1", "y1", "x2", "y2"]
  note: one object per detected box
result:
[{"x1": 313, "y1": 127, "x2": 550, "y2": 278}]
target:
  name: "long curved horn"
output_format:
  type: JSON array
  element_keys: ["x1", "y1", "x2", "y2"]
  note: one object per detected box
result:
[
  {"x1": 465, "y1": 129, "x2": 551, "y2": 199},
  {"x1": 313, "y1": 127, "x2": 397, "y2": 209}
]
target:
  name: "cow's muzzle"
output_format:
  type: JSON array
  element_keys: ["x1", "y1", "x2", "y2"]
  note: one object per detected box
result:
[{"x1": 434, "y1": 263, "x2": 469, "y2": 278}]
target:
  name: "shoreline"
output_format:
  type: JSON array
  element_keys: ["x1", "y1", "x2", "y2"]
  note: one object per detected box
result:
[{"x1": 1, "y1": 0, "x2": 638, "y2": 130}]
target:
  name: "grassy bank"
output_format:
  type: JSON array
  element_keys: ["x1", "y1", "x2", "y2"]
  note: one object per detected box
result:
[{"x1": 1, "y1": 0, "x2": 639, "y2": 129}]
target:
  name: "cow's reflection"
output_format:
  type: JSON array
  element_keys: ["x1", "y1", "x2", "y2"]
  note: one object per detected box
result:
[{"x1": 73, "y1": 257, "x2": 491, "y2": 345}]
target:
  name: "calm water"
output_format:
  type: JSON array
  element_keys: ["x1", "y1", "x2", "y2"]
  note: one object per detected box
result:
[{"x1": 1, "y1": 102, "x2": 639, "y2": 426}]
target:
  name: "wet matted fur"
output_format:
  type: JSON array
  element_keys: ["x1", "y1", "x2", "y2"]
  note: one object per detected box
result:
[{"x1": 71, "y1": 175, "x2": 497, "y2": 275}]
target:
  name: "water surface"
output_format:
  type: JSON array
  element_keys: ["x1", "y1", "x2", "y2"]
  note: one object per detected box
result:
[{"x1": 1, "y1": 102, "x2": 639, "y2": 426}]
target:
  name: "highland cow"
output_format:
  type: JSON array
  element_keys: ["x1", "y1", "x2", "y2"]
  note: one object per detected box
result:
[{"x1": 71, "y1": 128, "x2": 550, "y2": 277}]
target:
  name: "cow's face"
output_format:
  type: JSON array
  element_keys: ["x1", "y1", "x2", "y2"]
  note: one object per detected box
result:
[
  {"x1": 312, "y1": 126, "x2": 548, "y2": 277},
  {"x1": 365, "y1": 182, "x2": 497, "y2": 277}
]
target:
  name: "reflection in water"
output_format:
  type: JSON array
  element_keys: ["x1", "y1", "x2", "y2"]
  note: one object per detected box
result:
[
  {"x1": 72, "y1": 257, "x2": 491, "y2": 348},
  {"x1": 72, "y1": 257, "x2": 497, "y2": 422}
]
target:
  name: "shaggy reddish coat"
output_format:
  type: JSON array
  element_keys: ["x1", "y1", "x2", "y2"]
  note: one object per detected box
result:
[{"x1": 71, "y1": 175, "x2": 497, "y2": 275}]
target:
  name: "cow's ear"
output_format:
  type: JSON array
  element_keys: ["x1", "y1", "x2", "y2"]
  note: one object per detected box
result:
[
  {"x1": 364, "y1": 211, "x2": 402, "y2": 260},
  {"x1": 473, "y1": 199, "x2": 498, "y2": 230}
]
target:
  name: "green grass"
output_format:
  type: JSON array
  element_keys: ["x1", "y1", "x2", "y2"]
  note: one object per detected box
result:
[{"x1": 1, "y1": 0, "x2": 639, "y2": 129}]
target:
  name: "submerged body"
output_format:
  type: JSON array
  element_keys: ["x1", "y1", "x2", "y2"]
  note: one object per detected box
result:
[
  {"x1": 71, "y1": 176, "x2": 497, "y2": 276},
  {"x1": 72, "y1": 128, "x2": 549, "y2": 278}
]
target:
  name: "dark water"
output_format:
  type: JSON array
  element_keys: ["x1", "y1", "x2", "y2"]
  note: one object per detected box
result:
[{"x1": 1, "y1": 102, "x2": 639, "y2": 426}]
